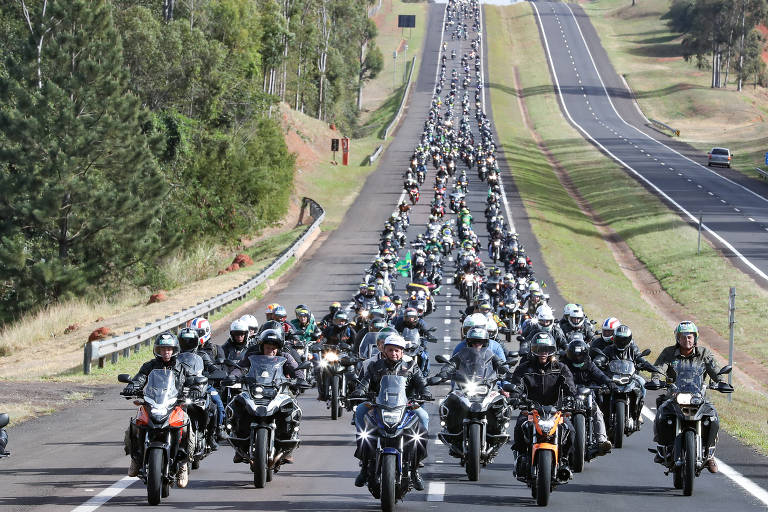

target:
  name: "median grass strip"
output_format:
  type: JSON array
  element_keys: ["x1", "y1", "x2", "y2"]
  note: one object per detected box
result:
[
  {"x1": 581, "y1": 0, "x2": 768, "y2": 176},
  {"x1": 486, "y1": 3, "x2": 768, "y2": 454}
]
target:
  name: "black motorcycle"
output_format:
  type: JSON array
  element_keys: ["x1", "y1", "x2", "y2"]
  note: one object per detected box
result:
[
  {"x1": 569, "y1": 385, "x2": 607, "y2": 472},
  {"x1": 0, "y1": 413, "x2": 9, "y2": 459},
  {"x1": 430, "y1": 350, "x2": 513, "y2": 481},
  {"x1": 314, "y1": 343, "x2": 355, "y2": 419},
  {"x1": 118, "y1": 370, "x2": 205, "y2": 505},
  {"x1": 225, "y1": 355, "x2": 311, "y2": 488},
  {"x1": 645, "y1": 362, "x2": 733, "y2": 496},
  {"x1": 177, "y1": 352, "x2": 216, "y2": 470}
]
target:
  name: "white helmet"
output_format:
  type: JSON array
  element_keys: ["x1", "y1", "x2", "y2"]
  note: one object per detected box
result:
[
  {"x1": 239, "y1": 314, "x2": 259, "y2": 334},
  {"x1": 568, "y1": 306, "x2": 585, "y2": 328},
  {"x1": 535, "y1": 304, "x2": 555, "y2": 332},
  {"x1": 562, "y1": 303, "x2": 577, "y2": 319},
  {"x1": 462, "y1": 313, "x2": 488, "y2": 337},
  {"x1": 383, "y1": 334, "x2": 408, "y2": 349},
  {"x1": 230, "y1": 319, "x2": 248, "y2": 335},
  {"x1": 187, "y1": 317, "x2": 212, "y2": 343},
  {"x1": 486, "y1": 319, "x2": 499, "y2": 340},
  {"x1": 528, "y1": 281, "x2": 541, "y2": 293}
]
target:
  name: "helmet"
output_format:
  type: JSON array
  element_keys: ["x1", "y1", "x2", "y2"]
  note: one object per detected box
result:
[
  {"x1": 259, "y1": 328, "x2": 284, "y2": 349},
  {"x1": 568, "y1": 306, "x2": 585, "y2": 328},
  {"x1": 384, "y1": 302, "x2": 396, "y2": 316},
  {"x1": 273, "y1": 305, "x2": 288, "y2": 322},
  {"x1": 613, "y1": 324, "x2": 633, "y2": 350},
  {"x1": 466, "y1": 326, "x2": 489, "y2": 347},
  {"x1": 239, "y1": 314, "x2": 259, "y2": 335},
  {"x1": 154, "y1": 331, "x2": 180, "y2": 359},
  {"x1": 562, "y1": 303, "x2": 577, "y2": 319},
  {"x1": 370, "y1": 318, "x2": 387, "y2": 331},
  {"x1": 295, "y1": 304, "x2": 311, "y2": 317},
  {"x1": 383, "y1": 334, "x2": 407, "y2": 349},
  {"x1": 566, "y1": 338, "x2": 589, "y2": 367},
  {"x1": 187, "y1": 317, "x2": 211, "y2": 343},
  {"x1": 674, "y1": 321, "x2": 698, "y2": 344},
  {"x1": 333, "y1": 310, "x2": 349, "y2": 326},
  {"x1": 370, "y1": 308, "x2": 386, "y2": 321},
  {"x1": 535, "y1": 304, "x2": 555, "y2": 331},
  {"x1": 479, "y1": 303, "x2": 492, "y2": 314},
  {"x1": 178, "y1": 328, "x2": 199, "y2": 352},
  {"x1": 230, "y1": 320, "x2": 248, "y2": 345},
  {"x1": 601, "y1": 317, "x2": 621, "y2": 342},
  {"x1": 404, "y1": 308, "x2": 419, "y2": 321},
  {"x1": 530, "y1": 332, "x2": 556, "y2": 357},
  {"x1": 462, "y1": 313, "x2": 487, "y2": 336},
  {"x1": 392, "y1": 295, "x2": 403, "y2": 306},
  {"x1": 485, "y1": 319, "x2": 498, "y2": 340},
  {"x1": 329, "y1": 301, "x2": 342, "y2": 314},
  {"x1": 265, "y1": 303, "x2": 279, "y2": 315}
]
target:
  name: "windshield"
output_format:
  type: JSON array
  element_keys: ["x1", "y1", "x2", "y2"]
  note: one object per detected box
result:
[
  {"x1": 670, "y1": 362, "x2": 706, "y2": 394},
  {"x1": 177, "y1": 352, "x2": 204, "y2": 376},
  {"x1": 359, "y1": 332, "x2": 380, "y2": 359},
  {"x1": 453, "y1": 347, "x2": 497, "y2": 382},
  {"x1": 608, "y1": 359, "x2": 635, "y2": 375},
  {"x1": 376, "y1": 375, "x2": 408, "y2": 408},
  {"x1": 144, "y1": 369, "x2": 179, "y2": 408},
  {"x1": 246, "y1": 355, "x2": 287, "y2": 386},
  {"x1": 401, "y1": 327, "x2": 421, "y2": 347}
]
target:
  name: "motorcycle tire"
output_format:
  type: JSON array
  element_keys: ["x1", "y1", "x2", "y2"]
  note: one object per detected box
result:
[
  {"x1": 380, "y1": 452, "x2": 397, "y2": 512},
  {"x1": 612, "y1": 402, "x2": 625, "y2": 449},
  {"x1": 146, "y1": 447, "x2": 163, "y2": 505},
  {"x1": 191, "y1": 459, "x2": 200, "y2": 470},
  {"x1": 466, "y1": 423, "x2": 482, "y2": 481},
  {"x1": 535, "y1": 450, "x2": 553, "y2": 506},
  {"x1": 682, "y1": 430, "x2": 696, "y2": 496},
  {"x1": 331, "y1": 375, "x2": 340, "y2": 421},
  {"x1": 252, "y1": 429, "x2": 269, "y2": 489},
  {"x1": 572, "y1": 413, "x2": 586, "y2": 473}
]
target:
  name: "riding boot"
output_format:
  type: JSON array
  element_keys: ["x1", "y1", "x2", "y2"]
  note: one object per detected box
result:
[
  {"x1": 411, "y1": 469, "x2": 425, "y2": 491},
  {"x1": 355, "y1": 460, "x2": 369, "y2": 487}
]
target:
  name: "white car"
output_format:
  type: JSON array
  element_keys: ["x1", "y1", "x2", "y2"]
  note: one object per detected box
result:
[{"x1": 707, "y1": 147, "x2": 732, "y2": 168}]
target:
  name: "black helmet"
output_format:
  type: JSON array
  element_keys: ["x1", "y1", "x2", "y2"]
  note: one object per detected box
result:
[
  {"x1": 530, "y1": 332, "x2": 556, "y2": 357},
  {"x1": 259, "y1": 328, "x2": 284, "y2": 350},
  {"x1": 566, "y1": 338, "x2": 589, "y2": 367},
  {"x1": 466, "y1": 326, "x2": 489, "y2": 347},
  {"x1": 153, "y1": 331, "x2": 180, "y2": 359},
  {"x1": 178, "y1": 327, "x2": 200, "y2": 352},
  {"x1": 370, "y1": 318, "x2": 387, "y2": 331},
  {"x1": 261, "y1": 320, "x2": 282, "y2": 333},
  {"x1": 613, "y1": 324, "x2": 633, "y2": 350},
  {"x1": 333, "y1": 310, "x2": 349, "y2": 326},
  {"x1": 329, "y1": 301, "x2": 342, "y2": 314}
]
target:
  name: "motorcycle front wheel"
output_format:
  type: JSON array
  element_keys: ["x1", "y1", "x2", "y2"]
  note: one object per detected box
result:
[
  {"x1": 572, "y1": 413, "x2": 586, "y2": 473},
  {"x1": 682, "y1": 430, "x2": 696, "y2": 496},
  {"x1": 252, "y1": 429, "x2": 269, "y2": 488},
  {"x1": 146, "y1": 447, "x2": 163, "y2": 505},
  {"x1": 380, "y1": 452, "x2": 397, "y2": 512},
  {"x1": 612, "y1": 402, "x2": 625, "y2": 449},
  {"x1": 466, "y1": 423, "x2": 482, "y2": 481},
  {"x1": 535, "y1": 450, "x2": 553, "y2": 506},
  {"x1": 331, "y1": 375, "x2": 340, "y2": 420}
]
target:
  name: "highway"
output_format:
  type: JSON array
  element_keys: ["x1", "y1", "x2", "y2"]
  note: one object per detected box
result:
[
  {"x1": 0, "y1": 2, "x2": 766, "y2": 511},
  {"x1": 531, "y1": 0, "x2": 768, "y2": 284}
]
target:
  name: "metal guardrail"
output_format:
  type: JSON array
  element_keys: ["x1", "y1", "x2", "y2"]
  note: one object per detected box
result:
[
  {"x1": 383, "y1": 57, "x2": 417, "y2": 140},
  {"x1": 82, "y1": 198, "x2": 325, "y2": 374},
  {"x1": 649, "y1": 118, "x2": 680, "y2": 137},
  {"x1": 369, "y1": 145, "x2": 384, "y2": 165},
  {"x1": 756, "y1": 168, "x2": 768, "y2": 180}
]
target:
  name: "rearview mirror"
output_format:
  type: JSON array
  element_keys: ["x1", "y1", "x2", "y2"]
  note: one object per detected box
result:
[
  {"x1": 0, "y1": 413, "x2": 9, "y2": 429},
  {"x1": 193, "y1": 376, "x2": 208, "y2": 386},
  {"x1": 640, "y1": 348, "x2": 651, "y2": 357},
  {"x1": 718, "y1": 365, "x2": 732, "y2": 376},
  {"x1": 297, "y1": 361, "x2": 313, "y2": 371},
  {"x1": 516, "y1": 335, "x2": 526, "y2": 343},
  {"x1": 644, "y1": 380, "x2": 662, "y2": 390},
  {"x1": 117, "y1": 374, "x2": 132, "y2": 384},
  {"x1": 435, "y1": 354, "x2": 450, "y2": 364}
]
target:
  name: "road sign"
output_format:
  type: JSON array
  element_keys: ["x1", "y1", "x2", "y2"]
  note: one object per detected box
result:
[
  {"x1": 764, "y1": 152, "x2": 767, "y2": 166},
  {"x1": 398, "y1": 15, "x2": 415, "y2": 28},
  {"x1": 331, "y1": 138, "x2": 339, "y2": 152}
]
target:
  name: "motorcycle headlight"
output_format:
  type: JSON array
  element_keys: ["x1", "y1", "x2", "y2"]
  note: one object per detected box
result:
[
  {"x1": 381, "y1": 408, "x2": 404, "y2": 428},
  {"x1": 612, "y1": 375, "x2": 630, "y2": 385},
  {"x1": 296, "y1": 348, "x2": 305, "y2": 355},
  {"x1": 537, "y1": 418, "x2": 556, "y2": 434},
  {"x1": 150, "y1": 406, "x2": 168, "y2": 416},
  {"x1": 324, "y1": 352, "x2": 339, "y2": 363},
  {"x1": 463, "y1": 381, "x2": 489, "y2": 396},
  {"x1": 676, "y1": 393, "x2": 693, "y2": 405}
]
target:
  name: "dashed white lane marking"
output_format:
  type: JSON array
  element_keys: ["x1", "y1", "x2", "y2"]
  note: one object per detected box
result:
[
  {"x1": 70, "y1": 476, "x2": 138, "y2": 512},
  {"x1": 446, "y1": 278, "x2": 453, "y2": 285},
  {"x1": 444, "y1": 319, "x2": 451, "y2": 325},
  {"x1": 641, "y1": 407, "x2": 768, "y2": 507},
  {"x1": 446, "y1": 292, "x2": 452, "y2": 298},
  {"x1": 444, "y1": 305, "x2": 451, "y2": 311},
  {"x1": 443, "y1": 336, "x2": 452, "y2": 344},
  {"x1": 749, "y1": 217, "x2": 756, "y2": 222},
  {"x1": 426, "y1": 481, "x2": 446, "y2": 502},
  {"x1": 435, "y1": 438, "x2": 444, "y2": 445},
  {"x1": 735, "y1": 208, "x2": 741, "y2": 212}
]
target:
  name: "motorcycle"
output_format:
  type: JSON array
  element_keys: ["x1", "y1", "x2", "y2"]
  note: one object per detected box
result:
[
  {"x1": 315, "y1": 343, "x2": 355, "y2": 419},
  {"x1": 357, "y1": 375, "x2": 430, "y2": 512},
  {"x1": 225, "y1": 355, "x2": 311, "y2": 488},
  {"x1": 118, "y1": 370, "x2": 203, "y2": 505},
  {"x1": 569, "y1": 385, "x2": 607, "y2": 472},
  {"x1": 408, "y1": 187, "x2": 419, "y2": 205},
  {"x1": 0, "y1": 413, "x2": 9, "y2": 459},
  {"x1": 431, "y1": 351, "x2": 512, "y2": 481},
  {"x1": 505, "y1": 390, "x2": 572, "y2": 506},
  {"x1": 599, "y1": 350, "x2": 653, "y2": 448},
  {"x1": 645, "y1": 363, "x2": 733, "y2": 496},
  {"x1": 177, "y1": 352, "x2": 216, "y2": 470}
]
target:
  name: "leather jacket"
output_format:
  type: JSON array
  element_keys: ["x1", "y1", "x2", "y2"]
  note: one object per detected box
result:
[
  {"x1": 356, "y1": 357, "x2": 428, "y2": 397},
  {"x1": 511, "y1": 358, "x2": 576, "y2": 405}
]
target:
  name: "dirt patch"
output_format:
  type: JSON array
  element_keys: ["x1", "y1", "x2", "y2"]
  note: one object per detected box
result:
[
  {"x1": 511, "y1": 67, "x2": 768, "y2": 394},
  {"x1": 0, "y1": 381, "x2": 106, "y2": 425}
]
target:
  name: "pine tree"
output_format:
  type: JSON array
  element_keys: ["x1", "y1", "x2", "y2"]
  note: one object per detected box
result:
[{"x1": 0, "y1": 0, "x2": 166, "y2": 320}]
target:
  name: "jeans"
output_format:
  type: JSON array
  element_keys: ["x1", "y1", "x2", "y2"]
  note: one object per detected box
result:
[
  {"x1": 208, "y1": 385, "x2": 225, "y2": 424},
  {"x1": 355, "y1": 403, "x2": 429, "y2": 432}
]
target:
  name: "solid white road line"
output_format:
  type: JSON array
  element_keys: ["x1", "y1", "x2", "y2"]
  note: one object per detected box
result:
[
  {"x1": 640, "y1": 407, "x2": 768, "y2": 507},
  {"x1": 531, "y1": 1, "x2": 768, "y2": 285},
  {"x1": 426, "y1": 481, "x2": 446, "y2": 502},
  {"x1": 444, "y1": 318, "x2": 451, "y2": 324},
  {"x1": 70, "y1": 476, "x2": 138, "y2": 512}
]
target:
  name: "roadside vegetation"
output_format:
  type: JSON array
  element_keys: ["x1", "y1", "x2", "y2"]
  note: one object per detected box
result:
[
  {"x1": 486, "y1": 2, "x2": 768, "y2": 454},
  {"x1": 581, "y1": 0, "x2": 768, "y2": 176}
]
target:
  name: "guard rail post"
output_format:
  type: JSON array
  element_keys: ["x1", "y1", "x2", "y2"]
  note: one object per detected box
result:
[{"x1": 755, "y1": 167, "x2": 768, "y2": 180}]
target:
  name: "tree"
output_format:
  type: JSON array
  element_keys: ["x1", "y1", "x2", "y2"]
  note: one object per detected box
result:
[
  {"x1": 0, "y1": 0, "x2": 165, "y2": 319},
  {"x1": 357, "y1": 17, "x2": 383, "y2": 109}
]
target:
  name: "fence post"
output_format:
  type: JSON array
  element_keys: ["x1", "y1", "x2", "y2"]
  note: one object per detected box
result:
[
  {"x1": 83, "y1": 341, "x2": 93, "y2": 374},
  {"x1": 728, "y1": 287, "x2": 736, "y2": 402},
  {"x1": 697, "y1": 212, "x2": 703, "y2": 255}
]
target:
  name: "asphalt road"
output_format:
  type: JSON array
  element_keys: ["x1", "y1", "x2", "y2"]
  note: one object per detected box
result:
[
  {"x1": 530, "y1": 0, "x2": 768, "y2": 285},
  {"x1": 1, "y1": 2, "x2": 766, "y2": 511}
]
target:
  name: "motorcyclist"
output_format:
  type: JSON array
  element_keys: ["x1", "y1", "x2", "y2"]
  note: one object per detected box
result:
[
  {"x1": 121, "y1": 332, "x2": 195, "y2": 482},
  {"x1": 590, "y1": 316, "x2": 620, "y2": 356},
  {"x1": 650, "y1": 321, "x2": 726, "y2": 473},
  {"x1": 509, "y1": 332, "x2": 576, "y2": 479},
  {"x1": 452, "y1": 313, "x2": 505, "y2": 360},
  {"x1": 602, "y1": 324, "x2": 650, "y2": 426},
  {"x1": 563, "y1": 335, "x2": 614, "y2": 455},
  {"x1": 320, "y1": 301, "x2": 343, "y2": 329},
  {"x1": 290, "y1": 304, "x2": 322, "y2": 344},
  {"x1": 395, "y1": 307, "x2": 434, "y2": 376},
  {"x1": 322, "y1": 310, "x2": 357, "y2": 345},
  {"x1": 239, "y1": 314, "x2": 260, "y2": 343},
  {"x1": 350, "y1": 334, "x2": 432, "y2": 489},
  {"x1": 523, "y1": 304, "x2": 567, "y2": 351},
  {"x1": 188, "y1": 317, "x2": 219, "y2": 362},
  {"x1": 229, "y1": 328, "x2": 308, "y2": 463},
  {"x1": 177, "y1": 327, "x2": 224, "y2": 449},
  {"x1": 221, "y1": 320, "x2": 250, "y2": 363},
  {"x1": 559, "y1": 304, "x2": 595, "y2": 341}
]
